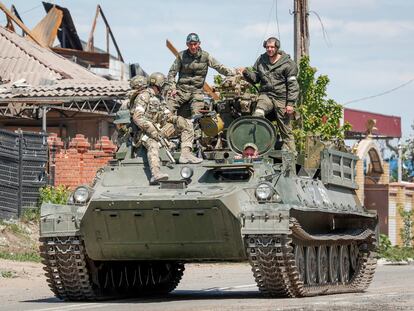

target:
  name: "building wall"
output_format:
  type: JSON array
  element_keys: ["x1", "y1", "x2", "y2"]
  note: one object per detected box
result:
[
  {"x1": 389, "y1": 183, "x2": 414, "y2": 246},
  {"x1": 48, "y1": 133, "x2": 116, "y2": 189}
]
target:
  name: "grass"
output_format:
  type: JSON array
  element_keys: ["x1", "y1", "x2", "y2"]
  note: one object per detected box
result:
[
  {"x1": 0, "y1": 220, "x2": 28, "y2": 235},
  {"x1": 0, "y1": 251, "x2": 41, "y2": 263},
  {"x1": 20, "y1": 208, "x2": 40, "y2": 223},
  {"x1": 0, "y1": 270, "x2": 16, "y2": 278}
]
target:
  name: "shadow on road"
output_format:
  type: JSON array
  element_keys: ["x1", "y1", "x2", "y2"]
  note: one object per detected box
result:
[{"x1": 22, "y1": 289, "x2": 270, "y2": 305}]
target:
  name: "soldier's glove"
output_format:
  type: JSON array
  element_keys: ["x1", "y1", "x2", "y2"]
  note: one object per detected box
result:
[
  {"x1": 169, "y1": 89, "x2": 177, "y2": 98},
  {"x1": 163, "y1": 108, "x2": 174, "y2": 123}
]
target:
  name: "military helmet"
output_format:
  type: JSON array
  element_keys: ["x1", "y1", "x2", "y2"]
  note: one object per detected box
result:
[
  {"x1": 149, "y1": 72, "x2": 166, "y2": 89},
  {"x1": 130, "y1": 75, "x2": 148, "y2": 90},
  {"x1": 113, "y1": 109, "x2": 131, "y2": 124},
  {"x1": 186, "y1": 32, "x2": 200, "y2": 43}
]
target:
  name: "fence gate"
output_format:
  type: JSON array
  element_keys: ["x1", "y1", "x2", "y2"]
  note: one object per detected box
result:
[
  {"x1": 364, "y1": 183, "x2": 389, "y2": 235},
  {"x1": 0, "y1": 129, "x2": 48, "y2": 219}
]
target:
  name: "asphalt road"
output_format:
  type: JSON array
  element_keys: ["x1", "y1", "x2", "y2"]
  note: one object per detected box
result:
[{"x1": 1, "y1": 260, "x2": 414, "y2": 311}]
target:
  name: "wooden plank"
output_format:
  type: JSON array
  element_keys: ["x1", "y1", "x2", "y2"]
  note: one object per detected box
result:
[
  {"x1": 31, "y1": 6, "x2": 63, "y2": 47},
  {"x1": 86, "y1": 5, "x2": 100, "y2": 52},
  {"x1": 0, "y1": 2, "x2": 45, "y2": 47},
  {"x1": 166, "y1": 39, "x2": 219, "y2": 100},
  {"x1": 51, "y1": 47, "x2": 110, "y2": 68},
  {"x1": 98, "y1": 5, "x2": 124, "y2": 62}
]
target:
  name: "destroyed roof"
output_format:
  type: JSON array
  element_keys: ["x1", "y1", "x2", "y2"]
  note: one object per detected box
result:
[
  {"x1": 0, "y1": 26, "x2": 129, "y2": 100},
  {"x1": 43, "y1": 1, "x2": 83, "y2": 50}
]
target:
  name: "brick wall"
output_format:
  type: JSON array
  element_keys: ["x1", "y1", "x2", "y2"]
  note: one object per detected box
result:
[
  {"x1": 47, "y1": 133, "x2": 116, "y2": 189},
  {"x1": 389, "y1": 183, "x2": 414, "y2": 246}
]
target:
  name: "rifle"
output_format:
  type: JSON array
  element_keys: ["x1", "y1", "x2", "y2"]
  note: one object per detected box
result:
[{"x1": 154, "y1": 124, "x2": 176, "y2": 164}]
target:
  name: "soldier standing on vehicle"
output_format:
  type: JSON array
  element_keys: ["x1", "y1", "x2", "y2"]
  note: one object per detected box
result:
[
  {"x1": 131, "y1": 72, "x2": 202, "y2": 184},
  {"x1": 166, "y1": 33, "x2": 236, "y2": 118},
  {"x1": 237, "y1": 37, "x2": 299, "y2": 152}
]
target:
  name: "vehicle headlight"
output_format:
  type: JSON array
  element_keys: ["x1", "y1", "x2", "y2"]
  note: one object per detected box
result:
[
  {"x1": 180, "y1": 166, "x2": 194, "y2": 179},
  {"x1": 255, "y1": 182, "x2": 274, "y2": 201},
  {"x1": 73, "y1": 185, "x2": 92, "y2": 204}
]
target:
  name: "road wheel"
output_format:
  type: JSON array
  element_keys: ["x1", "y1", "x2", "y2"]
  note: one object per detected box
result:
[
  {"x1": 305, "y1": 246, "x2": 317, "y2": 285},
  {"x1": 317, "y1": 245, "x2": 329, "y2": 285},
  {"x1": 329, "y1": 245, "x2": 339, "y2": 283}
]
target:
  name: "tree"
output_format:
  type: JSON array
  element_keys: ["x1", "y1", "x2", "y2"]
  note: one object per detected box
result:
[
  {"x1": 293, "y1": 56, "x2": 351, "y2": 152},
  {"x1": 404, "y1": 122, "x2": 414, "y2": 181}
]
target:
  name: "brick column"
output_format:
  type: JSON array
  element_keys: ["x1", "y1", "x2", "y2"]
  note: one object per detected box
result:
[
  {"x1": 95, "y1": 136, "x2": 117, "y2": 155},
  {"x1": 379, "y1": 162, "x2": 390, "y2": 184},
  {"x1": 69, "y1": 134, "x2": 91, "y2": 153},
  {"x1": 355, "y1": 159, "x2": 364, "y2": 203},
  {"x1": 54, "y1": 148, "x2": 81, "y2": 188},
  {"x1": 47, "y1": 133, "x2": 64, "y2": 186}
]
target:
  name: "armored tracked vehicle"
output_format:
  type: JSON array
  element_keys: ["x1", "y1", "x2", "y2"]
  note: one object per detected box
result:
[{"x1": 39, "y1": 113, "x2": 377, "y2": 300}]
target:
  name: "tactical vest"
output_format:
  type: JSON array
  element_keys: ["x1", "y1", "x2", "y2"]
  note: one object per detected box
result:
[{"x1": 176, "y1": 49, "x2": 209, "y2": 92}]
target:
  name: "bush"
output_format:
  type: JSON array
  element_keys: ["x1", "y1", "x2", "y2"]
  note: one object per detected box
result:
[
  {"x1": 39, "y1": 185, "x2": 71, "y2": 205},
  {"x1": 378, "y1": 234, "x2": 414, "y2": 262}
]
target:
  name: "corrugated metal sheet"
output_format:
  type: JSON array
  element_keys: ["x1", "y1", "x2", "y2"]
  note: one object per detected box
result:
[
  {"x1": 344, "y1": 108, "x2": 401, "y2": 138},
  {"x1": 0, "y1": 26, "x2": 130, "y2": 99}
]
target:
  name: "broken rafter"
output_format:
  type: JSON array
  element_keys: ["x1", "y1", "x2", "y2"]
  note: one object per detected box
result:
[
  {"x1": 85, "y1": 5, "x2": 124, "y2": 62},
  {"x1": 51, "y1": 46, "x2": 110, "y2": 68},
  {"x1": 0, "y1": 1, "x2": 45, "y2": 47}
]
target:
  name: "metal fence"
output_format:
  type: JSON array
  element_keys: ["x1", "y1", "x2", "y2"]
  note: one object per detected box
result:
[{"x1": 0, "y1": 129, "x2": 48, "y2": 219}]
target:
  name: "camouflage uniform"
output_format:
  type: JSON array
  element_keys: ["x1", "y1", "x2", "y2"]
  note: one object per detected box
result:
[
  {"x1": 112, "y1": 109, "x2": 132, "y2": 159},
  {"x1": 243, "y1": 51, "x2": 299, "y2": 152},
  {"x1": 131, "y1": 87, "x2": 196, "y2": 183},
  {"x1": 167, "y1": 49, "x2": 235, "y2": 118}
]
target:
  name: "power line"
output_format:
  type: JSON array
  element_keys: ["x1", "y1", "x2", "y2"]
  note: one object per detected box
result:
[
  {"x1": 256, "y1": 0, "x2": 276, "y2": 58},
  {"x1": 0, "y1": 4, "x2": 42, "y2": 24},
  {"x1": 275, "y1": 0, "x2": 281, "y2": 42},
  {"x1": 309, "y1": 10, "x2": 331, "y2": 47},
  {"x1": 343, "y1": 78, "x2": 414, "y2": 105}
]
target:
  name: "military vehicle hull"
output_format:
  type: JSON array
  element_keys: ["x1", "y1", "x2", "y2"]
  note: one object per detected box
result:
[{"x1": 39, "y1": 117, "x2": 378, "y2": 300}]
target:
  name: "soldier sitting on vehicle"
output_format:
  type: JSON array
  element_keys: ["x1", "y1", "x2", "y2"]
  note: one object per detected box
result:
[
  {"x1": 237, "y1": 37, "x2": 299, "y2": 153},
  {"x1": 131, "y1": 72, "x2": 202, "y2": 184},
  {"x1": 113, "y1": 109, "x2": 132, "y2": 147},
  {"x1": 128, "y1": 75, "x2": 149, "y2": 108}
]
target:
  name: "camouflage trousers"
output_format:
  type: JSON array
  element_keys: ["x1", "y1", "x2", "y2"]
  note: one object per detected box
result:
[
  {"x1": 141, "y1": 117, "x2": 194, "y2": 176},
  {"x1": 255, "y1": 94, "x2": 296, "y2": 152},
  {"x1": 167, "y1": 89, "x2": 205, "y2": 119}
]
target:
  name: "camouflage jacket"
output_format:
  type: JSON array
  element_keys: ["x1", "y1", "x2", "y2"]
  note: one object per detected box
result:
[
  {"x1": 130, "y1": 87, "x2": 171, "y2": 139},
  {"x1": 167, "y1": 48, "x2": 235, "y2": 93},
  {"x1": 243, "y1": 51, "x2": 299, "y2": 105}
]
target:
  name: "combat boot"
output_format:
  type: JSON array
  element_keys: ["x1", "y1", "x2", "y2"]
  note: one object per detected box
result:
[
  {"x1": 150, "y1": 170, "x2": 169, "y2": 184},
  {"x1": 282, "y1": 140, "x2": 298, "y2": 157},
  {"x1": 179, "y1": 147, "x2": 202, "y2": 164}
]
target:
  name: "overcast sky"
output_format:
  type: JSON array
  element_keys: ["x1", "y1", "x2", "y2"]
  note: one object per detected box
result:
[{"x1": 2, "y1": 0, "x2": 413, "y2": 139}]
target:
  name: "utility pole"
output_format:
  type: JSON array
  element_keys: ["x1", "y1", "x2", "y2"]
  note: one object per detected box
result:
[{"x1": 293, "y1": 0, "x2": 310, "y2": 64}]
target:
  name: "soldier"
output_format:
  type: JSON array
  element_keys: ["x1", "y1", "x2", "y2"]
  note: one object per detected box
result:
[
  {"x1": 238, "y1": 37, "x2": 299, "y2": 152},
  {"x1": 166, "y1": 32, "x2": 236, "y2": 118},
  {"x1": 127, "y1": 75, "x2": 148, "y2": 109},
  {"x1": 113, "y1": 109, "x2": 132, "y2": 148},
  {"x1": 131, "y1": 72, "x2": 202, "y2": 184}
]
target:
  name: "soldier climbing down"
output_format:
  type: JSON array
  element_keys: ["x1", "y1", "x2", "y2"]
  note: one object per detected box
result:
[{"x1": 130, "y1": 72, "x2": 202, "y2": 184}]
